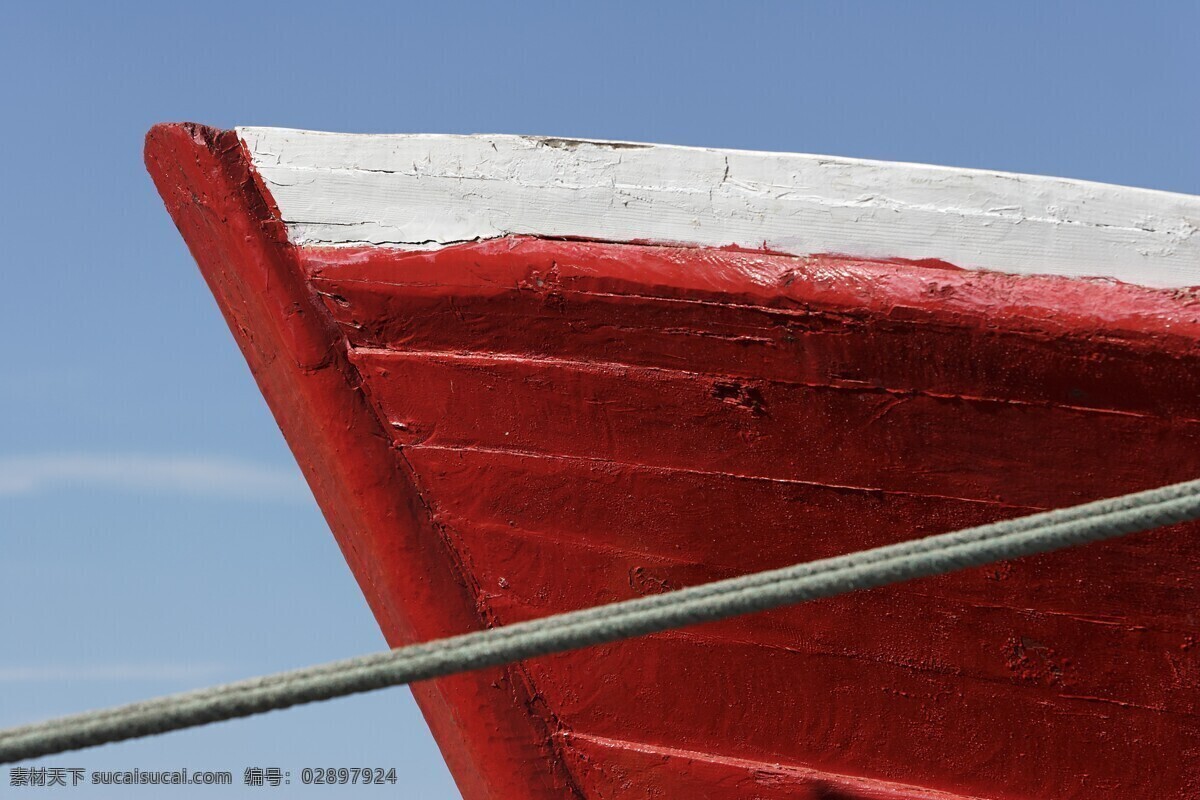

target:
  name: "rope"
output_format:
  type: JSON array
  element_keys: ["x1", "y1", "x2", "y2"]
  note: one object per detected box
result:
[{"x1": 3, "y1": 477, "x2": 1198, "y2": 764}]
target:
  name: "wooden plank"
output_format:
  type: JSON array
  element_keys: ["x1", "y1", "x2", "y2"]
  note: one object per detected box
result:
[
  {"x1": 406, "y1": 445, "x2": 1200, "y2": 632},
  {"x1": 558, "y1": 732, "x2": 984, "y2": 800},
  {"x1": 305, "y1": 238, "x2": 1200, "y2": 420},
  {"x1": 240, "y1": 127, "x2": 1200, "y2": 287},
  {"x1": 351, "y1": 349, "x2": 1200, "y2": 508},
  {"x1": 522, "y1": 634, "x2": 1200, "y2": 797},
  {"x1": 436, "y1": 518, "x2": 1200, "y2": 717}
]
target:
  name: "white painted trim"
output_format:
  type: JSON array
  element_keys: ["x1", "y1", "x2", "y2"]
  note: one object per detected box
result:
[{"x1": 238, "y1": 126, "x2": 1200, "y2": 288}]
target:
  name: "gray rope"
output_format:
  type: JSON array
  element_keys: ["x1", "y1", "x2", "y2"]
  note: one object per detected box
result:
[{"x1": 3, "y1": 477, "x2": 1198, "y2": 764}]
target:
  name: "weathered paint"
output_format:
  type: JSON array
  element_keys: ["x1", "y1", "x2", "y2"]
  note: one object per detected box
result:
[
  {"x1": 557, "y1": 733, "x2": 990, "y2": 800},
  {"x1": 144, "y1": 124, "x2": 583, "y2": 800},
  {"x1": 238, "y1": 126, "x2": 1200, "y2": 288},
  {"x1": 149, "y1": 123, "x2": 1200, "y2": 800}
]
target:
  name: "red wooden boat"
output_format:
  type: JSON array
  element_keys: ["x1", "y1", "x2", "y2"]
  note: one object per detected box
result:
[{"x1": 146, "y1": 123, "x2": 1200, "y2": 799}]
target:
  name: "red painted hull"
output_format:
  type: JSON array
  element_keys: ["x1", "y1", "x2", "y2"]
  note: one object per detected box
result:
[{"x1": 147, "y1": 124, "x2": 1200, "y2": 799}]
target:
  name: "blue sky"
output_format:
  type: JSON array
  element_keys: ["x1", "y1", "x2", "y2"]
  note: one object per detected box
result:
[{"x1": 1, "y1": 2, "x2": 1197, "y2": 797}]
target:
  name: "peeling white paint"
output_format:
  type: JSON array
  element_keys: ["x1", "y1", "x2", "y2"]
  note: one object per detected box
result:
[{"x1": 238, "y1": 127, "x2": 1200, "y2": 288}]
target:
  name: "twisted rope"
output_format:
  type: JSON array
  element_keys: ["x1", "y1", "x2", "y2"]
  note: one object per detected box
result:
[{"x1": 3, "y1": 477, "x2": 1198, "y2": 763}]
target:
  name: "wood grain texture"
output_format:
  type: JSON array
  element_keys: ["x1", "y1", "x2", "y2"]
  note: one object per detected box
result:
[
  {"x1": 300, "y1": 237, "x2": 1200, "y2": 799},
  {"x1": 241, "y1": 126, "x2": 1200, "y2": 287},
  {"x1": 151, "y1": 123, "x2": 1200, "y2": 799},
  {"x1": 557, "y1": 733, "x2": 986, "y2": 800},
  {"x1": 144, "y1": 124, "x2": 584, "y2": 800}
]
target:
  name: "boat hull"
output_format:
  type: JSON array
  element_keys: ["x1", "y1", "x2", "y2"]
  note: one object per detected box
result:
[{"x1": 147, "y1": 123, "x2": 1200, "y2": 799}]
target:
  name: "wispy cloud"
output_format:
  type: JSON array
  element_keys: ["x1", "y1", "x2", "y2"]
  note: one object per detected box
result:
[
  {"x1": 0, "y1": 663, "x2": 227, "y2": 683},
  {"x1": 0, "y1": 454, "x2": 307, "y2": 501}
]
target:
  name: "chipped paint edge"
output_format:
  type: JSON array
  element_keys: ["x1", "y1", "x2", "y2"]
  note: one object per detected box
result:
[{"x1": 238, "y1": 126, "x2": 1200, "y2": 288}]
